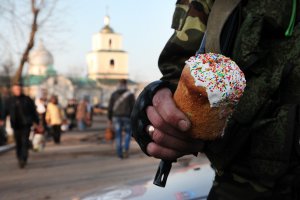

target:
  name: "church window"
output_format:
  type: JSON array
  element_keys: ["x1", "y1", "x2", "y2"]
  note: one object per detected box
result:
[
  {"x1": 109, "y1": 39, "x2": 112, "y2": 48},
  {"x1": 110, "y1": 59, "x2": 115, "y2": 68}
]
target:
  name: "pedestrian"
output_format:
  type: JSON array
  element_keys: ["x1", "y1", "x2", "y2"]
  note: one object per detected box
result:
[
  {"x1": 85, "y1": 97, "x2": 93, "y2": 128},
  {"x1": 0, "y1": 91, "x2": 6, "y2": 146},
  {"x1": 76, "y1": 98, "x2": 89, "y2": 131},
  {"x1": 35, "y1": 97, "x2": 47, "y2": 131},
  {"x1": 131, "y1": 0, "x2": 300, "y2": 199},
  {"x1": 65, "y1": 98, "x2": 77, "y2": 130},
  {"x1": 0, "y1": 87, "x2": 10, "y2": 146},
  {"x1": 5, "y1": 82, "x2": 39, "y2": 168},
  {"x1": 32, "y1": 97, "x2": 47, "y2": 151},
  {"x1": 108, "y1": 79, "x2": 135, "y2": 159},
  {"x1": 45, "y1": 95, "x2": 64, "y2": 144}
]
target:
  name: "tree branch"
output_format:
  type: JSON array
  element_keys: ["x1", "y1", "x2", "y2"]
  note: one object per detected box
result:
[{"x1": 12, "y1": 0, "x2": 40, "y2": 84}]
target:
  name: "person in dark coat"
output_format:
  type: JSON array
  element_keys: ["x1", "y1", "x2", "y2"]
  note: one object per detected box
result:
[
  {"x1": 108, "y1": 79, "x2": 135, "y2": 159},
  {"x1": 65, "y1": 98, "x2": 77, "y2": 130},
  {"x1": 5, "y1": 82, "x2": 39, "y2": 168}
]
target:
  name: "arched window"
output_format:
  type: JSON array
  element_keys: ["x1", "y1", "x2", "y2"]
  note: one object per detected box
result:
[
  {"x1": 110, "y1": 59, "x2": 115, "y2": 68},
  {"x1": 109, "y1": 39, "x2": 112, "y2": 48}
]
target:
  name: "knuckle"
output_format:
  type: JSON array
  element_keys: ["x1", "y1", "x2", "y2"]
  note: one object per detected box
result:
[
  {"x1": 152, "y1": 131, "x2": 164, "y2": 144},
  {"x1": 146, "y1": 143, "x2": 158, "y2": 156},
  {"x1": 160, "y1": 88, "x2": 172, "y2": 96},
  {"x1": 152, "y1": 93, "x2": 162, "y2": 107},
  {"x1": 151, "y1": 116, "x2": 164, "y2": 129},
  {"x1": 152, "y1": 88, "x2": 171, "y2": 107},
  {"x1": 164, "y1": 111, "x2": 176, "y2": 123}
]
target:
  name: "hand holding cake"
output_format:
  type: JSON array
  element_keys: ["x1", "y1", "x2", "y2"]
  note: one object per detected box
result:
[{"x1": 174, "y1": 53, "x2": 246, "y2": 140}]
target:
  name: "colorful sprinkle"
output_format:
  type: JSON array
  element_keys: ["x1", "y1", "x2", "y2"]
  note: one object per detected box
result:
[{"x1": 185, "y1": 53, "x2": 246, "y2": 107}]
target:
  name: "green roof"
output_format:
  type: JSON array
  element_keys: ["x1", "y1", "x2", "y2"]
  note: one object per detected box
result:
[
  {"x1": 23, "y1": 75, "x2": 46, "y2": 86},
  {"x1": 96, "y1": 78, "x2": 136, "y2": 86},
  {"x1": 46, "y1": 66, "x2": 57, "y2": 76},
  {"x1": 69, "y1": 77, "x2": 98, "y2": 88}
]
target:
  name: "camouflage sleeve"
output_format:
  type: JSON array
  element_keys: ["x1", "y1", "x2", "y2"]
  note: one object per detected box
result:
[{"x1": 158, "y1": 0, "x2": 214, "y2": 83}]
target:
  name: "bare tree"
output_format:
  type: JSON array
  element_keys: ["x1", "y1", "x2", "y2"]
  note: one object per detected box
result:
[
  {"x1": 12, "y1": 0, "x2": 58, "y2": 84},
  {"x1": 0, "y1": 0, "x2": 69, "y2": 86},
  {"x1": 0, "y1": 0, "x2": 58, "y2": 85}
]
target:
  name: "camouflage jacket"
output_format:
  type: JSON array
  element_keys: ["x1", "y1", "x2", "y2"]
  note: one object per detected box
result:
[
  {"x1": 159, "y1": 0, "x2": 214, "y2": 83},
  {"x1": 159, "y1": 0, "x2": 300, "y2": 188}
]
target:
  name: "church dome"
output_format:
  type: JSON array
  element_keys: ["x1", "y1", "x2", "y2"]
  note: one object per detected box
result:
[
  {"x1": 100, "y1": 15, "x2": 114, "y2": 33},
  {"x1": 29, "y1": 40, "x2": 54, "y2": 66},
  {"x1": 101, "y1": 25, "x2": 114, "y2": 33}
]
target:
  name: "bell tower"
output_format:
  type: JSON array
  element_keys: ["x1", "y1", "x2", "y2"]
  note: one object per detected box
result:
[{"x1": 86, "y1": 15, "x2": 129, "y2": 80}]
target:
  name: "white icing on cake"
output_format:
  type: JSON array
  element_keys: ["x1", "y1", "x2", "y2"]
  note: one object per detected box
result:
[{"x1": 185, "y1": 53, "x2": 246, "y2": 107}]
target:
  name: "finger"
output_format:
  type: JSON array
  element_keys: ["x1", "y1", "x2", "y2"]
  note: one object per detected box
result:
[
  {"x1": 147, "y1": 142, "x2": 184, "y2": 161},
  {"x1": 150, "y1": 129, "x2": 203, "y2": 154},
  {"x1": 152, "y1": 88, "x2": 190, "y2": 132},
  {"x1": 146, "y1": 106, "x2": 187, "y2": 140}
]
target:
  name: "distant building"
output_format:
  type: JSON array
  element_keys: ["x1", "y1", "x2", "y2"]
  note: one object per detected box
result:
[
  {"x1": 3, "y1": 15, "x2": 142, "y2": 108},
  {"x1": 85, "y1": 15, "x2": 141, "y2": 107},
  {"x1": 24, "y1": 40, "x2": 57, "y2": 99},
  {"x1": 28, "y1": 40, "x2": 56, "y2": 77},
  {"x1": 22, "y1": 40, "x2": 102, "y2": 107},
  {"x1": 86, "y1": 15, "x2": 129, "y2": 80}
]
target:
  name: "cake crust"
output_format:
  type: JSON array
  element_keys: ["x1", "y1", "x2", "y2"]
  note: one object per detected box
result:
[{"x1": 174, "y1": 66, "x2": 228, "y2": 140}]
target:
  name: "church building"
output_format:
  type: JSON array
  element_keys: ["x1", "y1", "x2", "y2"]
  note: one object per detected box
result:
[
  {"x1": 20, "y1": 15, "x2": 139, "y2": 108},
  {"x1": 86, "y1": 15, "x2": 129, "y2": 80},
  {"x1": 23, "y1": 40, "x2": 100, "y2": 107}
]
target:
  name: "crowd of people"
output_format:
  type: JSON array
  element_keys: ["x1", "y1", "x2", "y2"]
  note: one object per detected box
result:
[
  {"x1": 0, "y1": 82, "x2": 95, "y2": 168},
  {"x1": 0, "y1": 78, "x2": 136, "y2": 168}
]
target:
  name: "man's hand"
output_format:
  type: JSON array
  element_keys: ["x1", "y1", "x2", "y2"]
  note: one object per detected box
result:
[{"x1": 145, "y1": 88, "x2": 204, "y2": 161}]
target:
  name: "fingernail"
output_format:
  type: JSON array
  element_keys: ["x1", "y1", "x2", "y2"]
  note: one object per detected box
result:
[{"x1": 178, "y1": 120, "x2": 190, "y2": 131}]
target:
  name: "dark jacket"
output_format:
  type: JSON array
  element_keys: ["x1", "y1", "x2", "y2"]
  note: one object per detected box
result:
[
  {"x1": 108, "y1": 89, "x2": 135, "y2": 120},
  {"x1": 6, "y1": 94, "x2": 39, "y2": 129},
  {"x1": 65, "y1": 103, "x2": 77, "y2": 119},
  {"x1": 159, "y1": 0, "x2": 300, "y2": 188}
]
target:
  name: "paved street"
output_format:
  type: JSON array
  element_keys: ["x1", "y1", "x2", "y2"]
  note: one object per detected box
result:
[{"x1": 0, "y1": 115, "x2": 209, "y2": 200}]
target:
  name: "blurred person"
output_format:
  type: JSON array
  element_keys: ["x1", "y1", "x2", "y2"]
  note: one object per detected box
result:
[
  {"x1": 32, "y1": 97, "x2": 47, "y2": 151},
  {"x1": 45, "y1": 95, "x2": 64, "y2": 144},
  {"x1": 0, "y1": 91, "x2": 4, "y2": 145},
  {"x1": 108, "y1": 79, "x2": 135, "y2": 159},
  {"x1": 76, "y1": 98, "x2": 89, "y2": 131},
  {"x1": 35, "y1": 97, "x2": 47, "y2": 131},
  {"x1": 0, "y1": 92, "x2": 6, "y2": 145},
  {"x1": 85, "y1": 97, "x2": 93, "y2": 127},
  {"x1": 5, "y1": 82, "x2": 39, "y2": 168},
  {"x1": 65, "y1": 98, "x2": 77, "y2": 130},
  {"x1": 0, "y1": 88, "x2": 10, "y2": 145}
]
